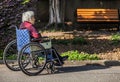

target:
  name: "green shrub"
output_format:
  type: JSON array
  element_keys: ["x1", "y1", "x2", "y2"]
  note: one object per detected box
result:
[
  {"x1": 0, "y1": 50, "x2": 3, "y2": 60},
  {"x1": 71, "y1": 37, "x2": 87, "y2": 45},
  {"x1": 61, "y1": 50, "x2": 100, "y2": 60},
  {"x1": 111, "y1": 33, "x2": 120, "y2": 45},
  {"x1": 22, "y1": 0, "x2": 30, "y2": 4},
  {"x1": 0, "y1": 50, "x2": 17, "y2": 60}
]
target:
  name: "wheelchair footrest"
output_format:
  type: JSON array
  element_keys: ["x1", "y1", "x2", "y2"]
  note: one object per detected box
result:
[{"x1": 45, "y1": 61, "x2": 55, "y2": 74}]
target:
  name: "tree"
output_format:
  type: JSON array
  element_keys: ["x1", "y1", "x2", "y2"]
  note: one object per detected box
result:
[{"x1": 46, "y1": 0, "x2": 63, "y2": 28}]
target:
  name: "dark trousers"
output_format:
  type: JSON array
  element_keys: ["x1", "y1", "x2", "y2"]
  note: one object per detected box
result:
[{"x1": 51, "y1": 47, "x2": 63, "y2": 63}]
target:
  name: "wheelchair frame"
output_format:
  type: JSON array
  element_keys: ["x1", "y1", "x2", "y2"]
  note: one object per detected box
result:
[{"x1": 3, "y1": 26, "x2": 62, "y2": 76}]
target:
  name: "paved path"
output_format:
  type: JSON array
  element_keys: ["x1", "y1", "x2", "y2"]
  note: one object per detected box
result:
[{"x1": 0, "y1": 64, "x2": 120, "y2": 82}]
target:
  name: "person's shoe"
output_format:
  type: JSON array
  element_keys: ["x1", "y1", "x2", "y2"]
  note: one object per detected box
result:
[
  {"x1": 54, "y1": 62, "x2": 62, "y2": 66},
  {"x1": 54, "y1": 60, "x2": 64, "y2": 66},
  {"x1": 62, "y1": 56, "x2": 68, "y2": 61}
]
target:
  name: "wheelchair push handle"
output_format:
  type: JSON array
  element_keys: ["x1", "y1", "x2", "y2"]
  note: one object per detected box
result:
[
  {"x1": 9, "y1": 25, "x2": 51, "y2": 42},
  {"x1": 31, "y1": 36, "x2": 51, "y2": 42},
  {"x1": 9, "y1": 25, "x2": 18, "y2": 29},
  {"x1": 41, "y1": 36, "x2": 51, "y2": 42}
]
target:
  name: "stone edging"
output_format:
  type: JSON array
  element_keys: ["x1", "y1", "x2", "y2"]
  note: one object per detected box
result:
[
  {"x1": 64, "y1": 60, "x2": 120, "y2": 66},
  {"x1": 1, "y1": 60, "x2": 120, "y2": 66}
]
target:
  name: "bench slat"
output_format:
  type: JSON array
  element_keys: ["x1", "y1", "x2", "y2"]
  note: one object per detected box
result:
[
  {"x1": 77, "y1": 9, "x2": 119, "y2": 11},
  {"x1": 77, "y1": 10, "x2": 118, "y2": 11},
  {"x1": 77, "y1": 19, "x2": 119, "y2": 22},
  {"x1": 77, "y1": 12, "x2": 118, "y2": 14},
  {"x1": 77, "y1": 9, "x2": 119, "y2": 22},
  {"x1": 77, "y1": 16, "x2": 118, "y2": 19},
  {"x1": 77, "y1": 14, "x2": 118, "y2": 16}
]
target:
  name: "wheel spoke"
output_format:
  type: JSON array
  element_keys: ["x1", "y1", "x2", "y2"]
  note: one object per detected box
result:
[
  {"x1": 19, "y1": 42, "x2": 47, "y2": 76},
  {"x1": 3, "y1": 40, "x2": 20, "y2": 71}
]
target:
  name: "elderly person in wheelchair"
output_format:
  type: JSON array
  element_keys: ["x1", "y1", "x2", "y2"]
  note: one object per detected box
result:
[
  {"x1": 20, "y1": 11, "x2": 68, "y2": 65},
  {"x1": 3, "y1": 11, "x2": 68, "y2": 76}
]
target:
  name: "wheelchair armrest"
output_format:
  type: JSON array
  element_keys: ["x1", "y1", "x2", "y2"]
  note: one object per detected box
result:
[
  {"x1": 42, "y1": 36, "x2": 51, "y2": 40},
  {"x1": 31, "y1": 36, "x2": 51, "y2": 42},
  {"x1": 31, "y1": 38, "x2": 42, "y2": 42},
  {"x1": 41, "y1": 36, "x2": 51, "y2": 42}
]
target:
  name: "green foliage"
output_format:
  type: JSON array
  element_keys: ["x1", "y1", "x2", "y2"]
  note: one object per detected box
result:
[
  {"x1": 0, "y1": 0, "x2": 36, "y2": 49},
  {"x1": 71, "y1": 37, "x2": 87, "y2": 45},
  {"x1": 7, "y1": 55, "x2": 17, "y2": 60},
  {"x1": 111, "y1": 33, "x2": 120, "y2": 45},
  {"x1": 0, "y1": 50, "x2": 3, "y2": 60},
  {"x1": 61, "y1": 50, "x2": 100, "y2": 61},
  {"x1": 22, "y1": 0, "x2": 30, "y2": 4}
]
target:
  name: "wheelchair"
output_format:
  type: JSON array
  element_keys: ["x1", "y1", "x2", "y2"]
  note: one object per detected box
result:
[
  {"x1": 3, "y1": 26, "x2": 63, "y2": 76},
  {"x1": 3, "y1": 39, "x2": 20, "y2": 71}
]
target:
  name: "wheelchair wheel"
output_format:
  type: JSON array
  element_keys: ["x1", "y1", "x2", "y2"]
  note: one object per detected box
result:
[
  {"x1": 3, "y1": 39, "x2": 20, "y2": 71},
  {"x1": 18, "y1": 42, "x2": 47, "y2": 76}
]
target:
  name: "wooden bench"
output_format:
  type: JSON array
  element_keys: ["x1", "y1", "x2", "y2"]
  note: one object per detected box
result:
[{"x1": 76, "y1": 9, "x2": 120, "y2": 30}]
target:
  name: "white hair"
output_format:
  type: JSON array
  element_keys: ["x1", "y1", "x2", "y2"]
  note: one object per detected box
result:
[{"x1": 22, "y1": 11, "x2": 34, "y2": 22}]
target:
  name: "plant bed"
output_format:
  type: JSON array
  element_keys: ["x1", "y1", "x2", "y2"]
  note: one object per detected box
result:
[
  {"x1": 1, "y1": 30, "x2": 120, "y2": 61},
  {"x1": 42, "y1": 30, "x2": 120, "y2": 60},
  {"x1": 61, "y1": 50, "x2": 100, "y2": 61}
]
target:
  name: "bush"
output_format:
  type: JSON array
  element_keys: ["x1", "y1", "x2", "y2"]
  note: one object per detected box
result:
[
  {"x1": 0, "y1": 50, "x2": 3, "y2": 60},
  {"x1": 61, "y1": 50, "x2": 100, "y2": 61},
  {"x1": 0, "y1": 0, "x2": 37, "y2": 50},
  {"x1": 71, "y1": 37, "x2": 87, "y2": 45},
  {"x1": 111, "y1": 33, "x2": 120, "y2": 45}
]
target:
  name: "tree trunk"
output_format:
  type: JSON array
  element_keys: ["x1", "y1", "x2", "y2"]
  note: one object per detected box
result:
[
  {"x1": 46, "y1": 0, "x2": 61, "y2": 28},
  {"x1": 55, "y1": 0, "x2": 61, "y2": 23},
  {"x1": 60, "y1": 0, "x2": 65, "y2": 23}
]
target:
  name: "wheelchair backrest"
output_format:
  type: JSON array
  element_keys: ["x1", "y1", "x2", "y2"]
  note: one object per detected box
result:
[
  {"x1": 16, "y1": 27, "x2": 52, "y2": 52},
  {"x1": 16, "y1": 27, "x2": 53, "y2": 59},
  {"x1": 16, "y1": 28, "x2": 30, "y2": 52}
]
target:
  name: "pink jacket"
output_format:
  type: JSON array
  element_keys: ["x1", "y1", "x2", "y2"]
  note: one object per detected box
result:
[{"x1": 20, "y1": 21, "x2": 40, "y2": 38}]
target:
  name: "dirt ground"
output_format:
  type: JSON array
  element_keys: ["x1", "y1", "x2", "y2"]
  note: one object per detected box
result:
[{"x1": 42, "y1": 30, "x2": 120, "y2": 60}]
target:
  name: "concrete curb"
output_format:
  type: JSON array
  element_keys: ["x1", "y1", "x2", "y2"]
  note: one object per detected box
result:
[
  {"x1": 64, "y1": 60, "x2": 120, "y2": 66},
  {"x1": 1, "y1": 60, "x2": 120, "y2": 66}
]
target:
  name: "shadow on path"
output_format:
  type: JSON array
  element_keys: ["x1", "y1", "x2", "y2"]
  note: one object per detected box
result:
[
  {"x1": 55, "y1": 60, "x2": 120, "y2": 74},
  {"x1": 55, "y1": 64, "x2": 108, "y2": 74}
]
